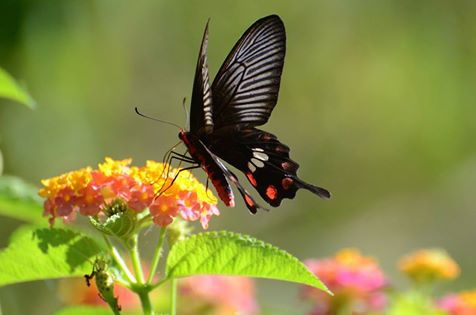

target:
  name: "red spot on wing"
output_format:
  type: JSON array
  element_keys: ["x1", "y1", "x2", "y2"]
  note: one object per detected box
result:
[
  {"x1": 244, "y1": 195, "x2": 254, "y2": 207},
  {"x1": 246, "y1": 173, "x2": 257, "y2": 187},
  {"x1": 282, "y1": 177, "x2": 294, "y2": 190},
  {"x1": 266, "y1": 185, "x2": 278, "y2": 200},
  {"x1": 243, "y1": 193, "x2": 258, "y2": 214},
  {"x1": 281, "y1": 161, "x2": 295, "y2": 171}
]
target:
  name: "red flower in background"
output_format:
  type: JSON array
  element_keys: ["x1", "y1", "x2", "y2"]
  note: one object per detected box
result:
[{"x1": 303, "y1": 249, "x2": 388, "y2": 315}]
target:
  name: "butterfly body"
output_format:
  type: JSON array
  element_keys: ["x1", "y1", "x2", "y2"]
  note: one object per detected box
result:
[
  {"x1": 179, "y1": 15, "x2": 330, "y2": 214},
  {"x1": 178, "y1": 130, "x2": 235, "y2": 207}
]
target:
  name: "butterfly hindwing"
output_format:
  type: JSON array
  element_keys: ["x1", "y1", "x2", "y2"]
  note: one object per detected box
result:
[
  {"x1": 202, "y1": 146, "x2": 265, "y2": 214},
  {"x1": 206, "y1": 128, "x2": 330, "y2": 207}
]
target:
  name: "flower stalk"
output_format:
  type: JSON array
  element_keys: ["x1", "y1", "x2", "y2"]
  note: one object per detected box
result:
[
  {"x1": 171, "y1": 278, "x2": 178, "y2": 315},
  {"x1": 129, "y1": 233, "x2": 145, "y2": 284},
  {"x1": 147, "y1": 227, "x2": 167, "y2": 284},
  {"x1": 103, "y1": 235, "x2": 136, "y2": 284},
  {"x1": 137, "y1": 288, "x2": 154, "y2": 315}
]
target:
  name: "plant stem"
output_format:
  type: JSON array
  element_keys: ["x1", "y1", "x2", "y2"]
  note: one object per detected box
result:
[
  {"x1": 171, "y1": 278, "x2": 177, "y2": 315},
  {"x1": 147, "y1": 227, "x2": 167, "y2": 284},
  {"x1": 103, "y1": 235, "x2": 136, "y2": 283},
  {"x1": 129, "y1": 233, "x2": 145, "y2": 284},
  {"x1": 138, "y1": 289, "x2": 153, "y2": 315}
]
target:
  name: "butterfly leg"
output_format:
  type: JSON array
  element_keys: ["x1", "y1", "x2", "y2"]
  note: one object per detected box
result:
[
  {"x1": 151, "y1": 145, "x2": 178, "y2": 187},
  {"x1": 162, "y1": 151, "x2": 196, "y2": 188},
  {"x1": 155, "y1": 150, "x2": 196, "y2": 193},
  {"x1": 155, "y1": 142, "x2": 187, "y2": 187},
  {"x1": 204, "y1": 177, "x2": 218, "y2": 201},
  {"x1": 168, "y1": 151, "x2": 196, "y2": 164},
  {"x1": 161, "y1": 142, "x2": 183, "y2": 171},
  {"x1": 154, "y1": 164, "x2": 200, "y2": 199}
]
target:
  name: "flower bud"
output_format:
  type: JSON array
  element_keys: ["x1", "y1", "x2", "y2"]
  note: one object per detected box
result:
[
  {"x1": 167, "y1": 218, "x2": 193, "y2": 247},
  {"x1": 90, "y1": 199, "x2": 137, "y2": 240}
]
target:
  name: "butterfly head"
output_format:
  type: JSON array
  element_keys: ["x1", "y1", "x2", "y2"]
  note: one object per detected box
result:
[
  {"x1": 178, "y1": 129, "x2": 187, "y2": 141},
  {"x1": 178, "y1": 130, "x2": 194, "y2": 150}
]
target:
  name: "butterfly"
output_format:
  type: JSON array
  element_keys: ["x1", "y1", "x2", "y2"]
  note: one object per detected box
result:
[{"x1": 177, "y1": 14, "x2": 331, "y2": 213}]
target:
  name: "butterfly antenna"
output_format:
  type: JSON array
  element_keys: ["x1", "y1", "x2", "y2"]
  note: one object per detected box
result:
[{"x1": 134, "y1": 107, "x2": 182, "y2": 129}]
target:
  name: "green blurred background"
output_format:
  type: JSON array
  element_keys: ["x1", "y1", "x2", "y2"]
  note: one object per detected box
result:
[{"x1": 1, "y1": 0, "x2": 475, "y2": 314}]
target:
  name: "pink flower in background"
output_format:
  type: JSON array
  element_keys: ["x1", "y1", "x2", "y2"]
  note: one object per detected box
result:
[
  {"x1": 179, "y1": 275, "x2": 259, "y2": 315},
  {"x1": 437, "y1": 290, "x2": 476, "y2": 315},
  {"x1": 303, "y1": 248, "x2": 388, "y2": 315}
]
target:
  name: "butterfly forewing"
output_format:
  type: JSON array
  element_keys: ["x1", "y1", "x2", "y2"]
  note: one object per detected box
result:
[
  {"x1": 190, "y1": 20, "x2": 214, "y2": 135},
  {"x1": 211, "y1": 15, "x2": 286, "y2": 129}
]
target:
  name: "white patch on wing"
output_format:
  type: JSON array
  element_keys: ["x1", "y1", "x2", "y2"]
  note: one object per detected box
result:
[
  {"x1": 251, "y1": 158, "x2": 265, "y2": 168},
  {"x1": 248, "y1": 162, "x2": 257, "y2": 173},
  {"x1": 252, "y1": 151, "x2": 269, "y2": 161}
]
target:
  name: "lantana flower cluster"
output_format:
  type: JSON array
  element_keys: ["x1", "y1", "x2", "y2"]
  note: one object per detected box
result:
[
  {"x1": 303, "y1": 248, "x2": 388, "y2": 315},
  {"x1": 398, "y1": 248, "x2": 460, "y2": 283},
  {"x1": 39, "y1": 158, "x2": 219, "y2": 228}
]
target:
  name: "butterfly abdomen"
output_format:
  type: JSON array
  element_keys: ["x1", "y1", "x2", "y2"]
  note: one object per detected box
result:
[{"x1": 179, "y1": 130, "x2": 235, "y2": 207}]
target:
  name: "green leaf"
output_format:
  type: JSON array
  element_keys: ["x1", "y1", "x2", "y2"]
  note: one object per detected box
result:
[
  {"x1": 53, "y1": 306, "x2": 112, "y2": 315},
  {"x1": 0, "y1": 67, "x2": 35, "y2": 108},
  {"x1": 0, "y1": 175, "x2": 44, "y2": 223},
  {"x1": 0, "y1": 225, "x2": 102, "y2": 287},
  {"x1": 166, "y1": 231, "x2": 329, "y2": 293}
]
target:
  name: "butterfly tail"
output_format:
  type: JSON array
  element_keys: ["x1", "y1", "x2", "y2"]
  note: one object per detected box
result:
[{"x1": 296, "y1": 179, "x2": 331, "y2": 199}]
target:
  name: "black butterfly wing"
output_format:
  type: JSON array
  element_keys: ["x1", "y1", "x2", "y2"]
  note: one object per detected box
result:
[
  {"x1": 211, "y1": 15, "x2": 285, "y2": 129},
  {"x1": 185, "y1": 15, "x2": 329, "y2": 211},
  {"x1": 206, "y1": 128, "x2": 331, "y2": 207},
  {"x1": 189, "y1": 20, "x2": 214, "y2": 135},
  {"x1": 201, "y1": 143, "x2": 266, "y2": 214}
]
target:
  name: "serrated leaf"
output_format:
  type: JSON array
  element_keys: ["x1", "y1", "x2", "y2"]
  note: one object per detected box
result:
[
  {"x1": 0, "y1": 67, "x2": 35, "y2": 108},
  {"x1": 166, "y1": 231, "x2": 329, "y2": 293},
  {"x1": 0, "y1": 225, "x2": 102, "y2": 287},
  {"x1": 53, "y1": 306, "x2": 112, "y2": 315},
  {"x1": 0, "y1": 175, "x2": 44, "y2": 223}
]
